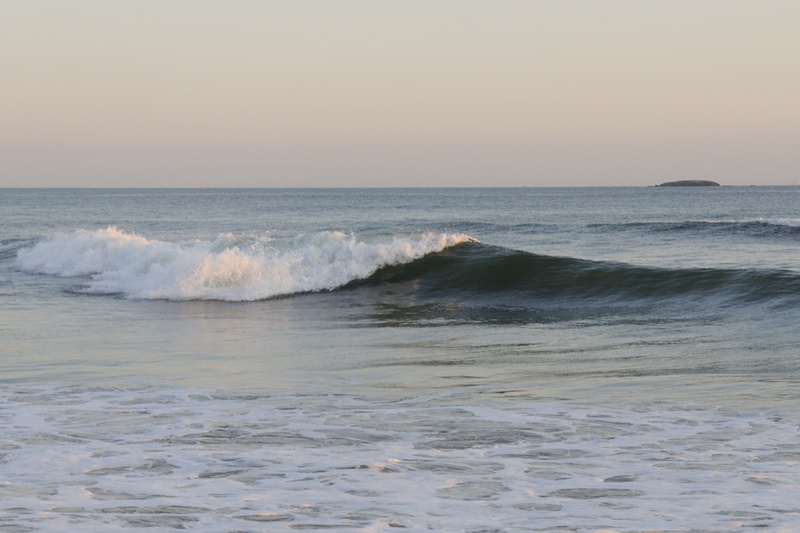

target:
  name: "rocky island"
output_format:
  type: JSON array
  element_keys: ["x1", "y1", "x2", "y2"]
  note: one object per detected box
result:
[{"x1": 657, "y1": 180, "x2": 721, "y2": 187}]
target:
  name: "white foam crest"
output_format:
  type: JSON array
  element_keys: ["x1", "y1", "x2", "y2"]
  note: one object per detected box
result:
[
  {"x1": 15, "y1": 226, "x2": 155, "y2": 277},
  {"x1": 16, "y1": 227, "x2": 475, "y2": 301},
  {"x1": 692, "y1": 218, "x2": 800, "y2": 227},
  {"x1": 753, "y1": 217, "x2": 800, "y2": 227}
]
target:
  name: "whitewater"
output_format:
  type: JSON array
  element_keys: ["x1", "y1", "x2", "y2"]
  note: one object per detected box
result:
[
  {"x1": 2, "y1": 187, "x2": 799, "y2": 532},
  {"x1": 15, "y1": 227, "x2": 474, "y2": 300},
  {"x1": 4, "y1": 386, "x2": 800, "y2": 532}
]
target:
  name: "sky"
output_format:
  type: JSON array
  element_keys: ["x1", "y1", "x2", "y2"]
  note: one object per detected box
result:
[{"x1": 2, "y1": 1, "x2": 799, "y2": 187}]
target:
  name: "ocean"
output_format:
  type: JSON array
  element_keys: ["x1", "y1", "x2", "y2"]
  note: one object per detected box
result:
[{"x1": 1, "y1": 187, "x2": 799, "y2": 532}]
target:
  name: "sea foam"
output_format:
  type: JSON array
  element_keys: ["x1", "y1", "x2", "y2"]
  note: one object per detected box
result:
[
  {"x1": 15, "y1": 227, "x2": 474, "y2": 301},
  {"x1": 3, "y1": 385, "x2": 800, "y2": 532}
]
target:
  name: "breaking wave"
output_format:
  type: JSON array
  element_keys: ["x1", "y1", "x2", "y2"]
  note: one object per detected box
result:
[
  {"x1": 16, "y1": 227, "x2": 799, "y2": 305},
  {"x1": 15, "y1": 227, "x2": 474, "y2": 301}
]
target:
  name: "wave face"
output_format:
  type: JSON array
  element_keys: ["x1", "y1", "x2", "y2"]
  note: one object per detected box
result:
[
  {"x1": 352, "y1": 242, "x2": 800, "y2": 306},
  {"x1": 15, "y1": 227, "x2": 474, "y2": 301}
]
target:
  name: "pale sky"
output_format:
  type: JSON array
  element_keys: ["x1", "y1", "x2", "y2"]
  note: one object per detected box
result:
[{"x1": 2, "y1": 1, "x2": 799, "y2": 187}]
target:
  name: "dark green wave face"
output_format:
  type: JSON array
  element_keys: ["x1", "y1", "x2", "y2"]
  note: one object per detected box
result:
[{"x1": 344, "y1": 242, "x2": 799, "y2": 314}]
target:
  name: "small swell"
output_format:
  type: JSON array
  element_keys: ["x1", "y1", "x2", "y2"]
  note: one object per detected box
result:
[{"x1": 594, "y1": 219, "x2": 800, "y2": 238}]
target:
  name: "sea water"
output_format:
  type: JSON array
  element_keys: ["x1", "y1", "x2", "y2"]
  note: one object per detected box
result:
[{"x1": 1, "y1": 187, "x2": 799, "y2": 532}]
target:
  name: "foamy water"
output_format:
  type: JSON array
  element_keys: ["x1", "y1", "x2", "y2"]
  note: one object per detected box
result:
[
  {"x1": 2, "y1": 386, "x2": 799, "y2": 532},
  {"x1": 15, "y1": 227, "x2": 474, "y2": 301}
]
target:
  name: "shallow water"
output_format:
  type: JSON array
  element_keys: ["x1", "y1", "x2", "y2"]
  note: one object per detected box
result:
[{"x1": 3, "y1": 386, "x2": 800, "y2": 532}]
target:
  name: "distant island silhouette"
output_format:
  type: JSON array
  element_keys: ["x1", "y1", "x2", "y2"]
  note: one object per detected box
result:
[{"x1": 657, "y1": 180, "x2": 721, "y2": 187}]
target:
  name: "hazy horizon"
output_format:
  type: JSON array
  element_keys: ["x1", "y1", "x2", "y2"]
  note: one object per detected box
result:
[{"x1": 3, "y1": 2, "x2": 799, "y2": 188}]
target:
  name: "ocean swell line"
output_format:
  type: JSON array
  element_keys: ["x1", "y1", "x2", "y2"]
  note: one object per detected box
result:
[{"x1": 591, "y1": 218, "x2": 800, "y2": 237}]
